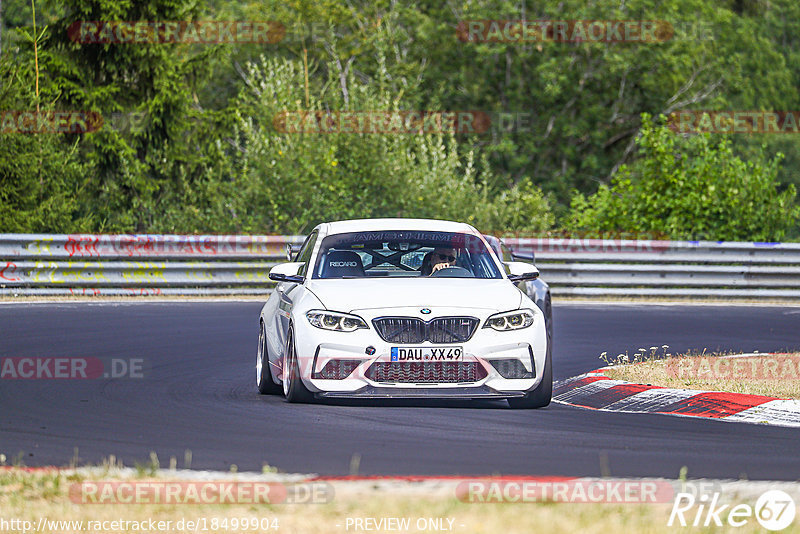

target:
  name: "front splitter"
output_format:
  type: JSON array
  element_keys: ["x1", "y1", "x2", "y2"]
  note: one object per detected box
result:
[{"x1": 317, "y1": 385, "x2": 525, "y2": 399}]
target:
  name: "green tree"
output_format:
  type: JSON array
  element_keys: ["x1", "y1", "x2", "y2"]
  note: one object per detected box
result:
[
  {"x1": 4, "y1": 0, "x2": 800, "y2": 237},
  {"x1": 217, "y1": 51, "x2": 554, "y2": 235},
  {"x1": 567, "y1": 114, "x2": 799, "y2": 240},
  {"x1": 0, "y1": 57, "x2": 93, "y2": 232},
  {"x1": 41, "y1": 0, "x2": 224, "y2": 232}
]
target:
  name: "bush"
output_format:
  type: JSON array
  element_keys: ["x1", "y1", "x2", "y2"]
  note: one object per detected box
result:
[
  {"x1": 566, "y1": 114, "x2": 799, "y2": 241},
  {"x1": 210, "y1": 51, "x2": 554, "y2": 235}
]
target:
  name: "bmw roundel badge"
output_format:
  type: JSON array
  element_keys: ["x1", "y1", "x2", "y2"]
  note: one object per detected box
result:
[{"x1": 420, "y1": 308, "x2": 431, "y2": 314}]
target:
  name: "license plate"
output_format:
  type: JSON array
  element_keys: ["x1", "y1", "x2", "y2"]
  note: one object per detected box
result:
[{"x1": 390, "y1": 347, "x2": 463, "y2": 362}]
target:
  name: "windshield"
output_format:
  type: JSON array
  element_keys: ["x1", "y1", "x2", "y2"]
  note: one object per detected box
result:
[{"x1": 312, "y1": 231, "x2": 502, "y2": 279}]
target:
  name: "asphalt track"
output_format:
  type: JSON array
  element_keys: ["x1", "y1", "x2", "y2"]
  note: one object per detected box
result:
[{"x1": 1, "y1": 301, "x2": 799, "y2": 480}]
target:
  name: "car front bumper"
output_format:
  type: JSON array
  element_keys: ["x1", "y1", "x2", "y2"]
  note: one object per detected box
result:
[{"x1": 293, "y1": 306, "x2": 548, "y2": 397}]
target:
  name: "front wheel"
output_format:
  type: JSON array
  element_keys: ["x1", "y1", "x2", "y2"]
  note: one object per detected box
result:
[
  {"x1": 257, "y1": 323, "x2": 282, "y2": 395},
  {"x1": 508, "y1": 343, "x2": 552, "y2": 409},
  {"x1": 283, "y1": 327, "x2": 315, "y2": 403}
]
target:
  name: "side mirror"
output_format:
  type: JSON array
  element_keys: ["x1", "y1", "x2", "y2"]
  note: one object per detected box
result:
[
  {"x1": 269, "y1": 262, "x2": 305, "y2": 283},
  {"x1": 505, "y1": 261, "x2": 539, "y2": 282}
]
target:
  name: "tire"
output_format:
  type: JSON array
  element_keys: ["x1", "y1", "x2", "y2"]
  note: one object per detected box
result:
[
  {"x1": 508, "y1": 341, "x2": 552, "y2": 409},
  {"x1": 282, "y1": 326, "x2": 315, "y2": 403},
  {"x1": 544, "y1": 293, "x2": 553, "y2": 351},
  {"x1": 257, "y1": 322, "x2": 282, "y2": 395}
]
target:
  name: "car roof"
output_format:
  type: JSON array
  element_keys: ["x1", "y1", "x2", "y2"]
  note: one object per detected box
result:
[{"x1": 321, "y1": 218, "x2": 481, "y2": 236}]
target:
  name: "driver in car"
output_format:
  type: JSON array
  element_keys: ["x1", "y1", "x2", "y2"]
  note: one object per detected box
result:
[{"x1": 427, "y1": 247, "x2": 458, "y2": 275}]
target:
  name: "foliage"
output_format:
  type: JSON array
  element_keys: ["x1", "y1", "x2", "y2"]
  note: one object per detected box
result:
[
  {"x1": 566, "y1": 115, "x2": 800, "y2": 240},
  {"x1": 38, "y1": 0, "x2": 227, "y2": 232},
  {"x1": 0, "y1": 57, "x2": 92, "y2": 232},
  {"x1": 0, "y1": 0, "x2": 799, "y2": 238},
  {"x1": 211, "y1": 53, "x2": 554, "y2": 234}
]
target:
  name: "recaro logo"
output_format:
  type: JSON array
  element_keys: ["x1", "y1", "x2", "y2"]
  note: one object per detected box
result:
[{"x1": 330, "y1": 261, "x2": 358, "y2": 267}]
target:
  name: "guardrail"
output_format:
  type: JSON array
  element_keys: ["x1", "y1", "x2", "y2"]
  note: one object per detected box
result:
[
  {"x1": 505, "y1": 238, "x2": 800, "y2": 298},
  {"x1": 1, "y1": 234, "x2": 800, "y2": 298},
  {"x1": 0, "y1": 234, "x2": 304, "y2": 296}
]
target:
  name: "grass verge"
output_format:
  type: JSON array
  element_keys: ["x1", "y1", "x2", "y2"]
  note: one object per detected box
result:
[
  {"x1": 603, "y1": 351, "x2": 800, "y2": 399},
  {"x1": 2, "y1": 467, "x2": 800, "y2": 533}
]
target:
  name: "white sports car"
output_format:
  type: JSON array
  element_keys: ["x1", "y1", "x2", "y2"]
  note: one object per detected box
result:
[{"x1": 257, "y1": 218, "x2": 552, "y2": 408}]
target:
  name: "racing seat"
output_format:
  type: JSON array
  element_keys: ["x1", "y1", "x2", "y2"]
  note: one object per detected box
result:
[{"x1": 321, "y1": 250, "x2": 366, "y2": 278}]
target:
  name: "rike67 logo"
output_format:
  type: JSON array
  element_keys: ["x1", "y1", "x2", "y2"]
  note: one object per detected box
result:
[{"x1": 669, "y1": 490, "x2": 796, "y2": 531}]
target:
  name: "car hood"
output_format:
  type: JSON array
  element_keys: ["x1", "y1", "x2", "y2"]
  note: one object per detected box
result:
[{"x1": 305, "y1": 278, "x2": 522, "y2": 313}]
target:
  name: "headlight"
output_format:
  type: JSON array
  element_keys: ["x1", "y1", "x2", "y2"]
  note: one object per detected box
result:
[
  {"x1": 306, "y1": 310, "x2": 368, "y2": 332},
  {"x1": 483, "y1": 309, "x2": 535, "y2": 331}
]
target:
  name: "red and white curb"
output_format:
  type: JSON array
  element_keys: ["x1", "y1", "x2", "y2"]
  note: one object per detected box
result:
[{"x1": 553, "y1": 367, "x2": 800, "y2": 428}]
